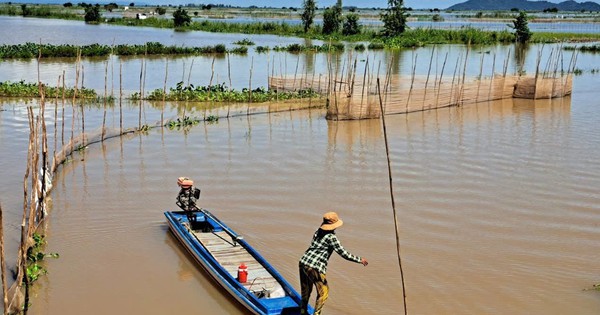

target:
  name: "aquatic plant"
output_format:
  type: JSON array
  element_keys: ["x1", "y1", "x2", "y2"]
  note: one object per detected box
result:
[
  {"x1": 0, "y1": 42, "x2": 249, "y2": 59},
  {"x1": 233, "y1": 38, "x2": 256, "y2": 46},
  {"x1": 564, "y1": 45, "x2": 600, "y2": 53},
  {"x1": 26, "y1": 233, "x2": 59, "y2": 284},
  {"x1": 167, "y1": 116, "x2": 201, "y2": 129},
  {"x1": 134, "y1": 81, "x2": 319, "y2": 103},
  {"x1": 0, "y1": 80, "x2": 99, "y2": 99}
]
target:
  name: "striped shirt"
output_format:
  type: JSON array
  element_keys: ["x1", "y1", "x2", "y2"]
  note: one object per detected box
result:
[{"x1": 299, "y1": 230, "x2": 362, "y2": 275}]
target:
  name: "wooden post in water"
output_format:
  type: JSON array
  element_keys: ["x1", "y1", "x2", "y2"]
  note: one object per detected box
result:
[
  {"x1": 102, "y1": 61, "x2": 108, "y2": 142},
  {"x1": 119, "y1": 60, "x2": 123, "y2": 134},
  {"x1": 476, "y1": 53, "x2": 485, "y2": 104},
  {"x1": 423, "y1": 47, "x2": 435, "y2": 110},
  {"x1": 376, "y1": 78, "x2": 408, "y2": 315},
  {"x1": 249, "y1": 56, "x2": 254, "y2": 114},
  {"x1": 488, "y1": 54, "x2": 496, "y2": 101},
  {"x1": 435, "y1": 52, "x2": 448, "y2": 109},
  {"x1": 162, "y1": 59, "x2": 168, "y2": 126},
  {"x1": 61, "y1": 70, "x2": 66, "y2": 148},
  {"x1": 227, "y1": 53, "x2": 233, "y2": 118},
  {"x1": 0, "y1": 203, "x2": 8, "y2": 315},
  {"x1": 406, "y1": 52, "x2": 418, "y2": 113}
]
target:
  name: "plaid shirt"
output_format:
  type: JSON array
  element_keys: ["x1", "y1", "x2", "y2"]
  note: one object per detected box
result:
[{"x1": 299, "y1": 230, "x2": 362, "y2": 275}]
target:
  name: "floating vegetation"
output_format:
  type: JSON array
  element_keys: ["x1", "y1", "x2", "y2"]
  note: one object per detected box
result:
[
  {"x1": 384, "y1": 27, "x2": 516, "y2": 48},
  {"x1": 564, "y1": 45, "x2": 600, "y2": 53},
  {"x1": 367, "y1": 42, "x2": 385, "y2": 50},
  {"x1": 0, "y1": 42, "x2": 247, "y2": 59},
  {"x1": 271, "y1": 42, "x2": 345, "y2": 53},
  {"x1": 205, "y1": 115, "x2": 219, "y2": 123},
  {"x1": 255, "y1": 46, "x2": 270, "y2": 53},
  {"x1": 233, "y1": 38, "x2": 256, "y2": 46},
  {"x1": 0, "y1": 80, "x2": 99, "y2": 99},
  {"x1": 133, "y1": 81, "x2": 319, "y2": 103},
  {"x1": 26, "y1": 233, "x2": 59, "y2": 284},
  {"x1": 354, "y1": 44, "x2": 366, "y2": 51},
  {"x1": 167, "y1": 116, "x2": 201, "y2": 129}
]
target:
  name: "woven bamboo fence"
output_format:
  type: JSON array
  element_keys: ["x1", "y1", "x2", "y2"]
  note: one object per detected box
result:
[{"x1": 268, "y1": 49, "x2": 577, "y2": 121}]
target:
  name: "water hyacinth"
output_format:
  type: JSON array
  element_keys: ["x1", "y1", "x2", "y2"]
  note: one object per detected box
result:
[
  {"x1": 0, "y1": 80, "x2": 98, "y2": 99},
  {"x1": 132, "y1": 81, "x2": 319, "y2": 103}
]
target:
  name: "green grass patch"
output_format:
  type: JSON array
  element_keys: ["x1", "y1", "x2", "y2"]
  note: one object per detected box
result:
[
  {"x1": 133, "y1": 81, "x2": 319, "y2": 103},
  {"x1": 0, "y1": 80, "x2": 99, "y2": 99},
  {"x1": 0, "y1": 42, "x2": 248, "y2": 59}
]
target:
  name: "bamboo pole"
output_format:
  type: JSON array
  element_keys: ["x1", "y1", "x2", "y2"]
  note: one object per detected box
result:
[
  {"x1": 376, "y1": 78, "x2": 408, "y2": 315},
  {"x1": 476, "y1": 53, "x2": 484, "y2": 103},
  {"x1": 208, "y1": 57, "x2": 216, "y2": 103},
  {"x1": 533, "y1": 48, "x2": 543, "y2": 100},
  {"x1": 102, "y1": 61, "x2": 108, "y2": 141},
  {"x1": 423, "y1": 46, "x2": 435, "y2": 109},
  {"x1": 248, "y1": 56, "x2": 254, "y2": 114},
  {"x1": 227, "y1": 53, "x2": 233, "y2": 118},
  {"x1": 435, "y1": 52, "x2": 448, "y2": 109},
  {"x1": 139, "y1": 57, "x2": 144, "y2": 129},
  {"x1": 488, "y1": 54, "x2": 496, "y2": 100},
  {"x1": 119, "y1": 60, "x2": 123, "y2": 134},
  {"x1": 61, "y1": 70, "x2": 65, "y2": 148},
  {"x1": 0, "y1": 203, "x2": 8, "y2": 315},
  {"x1": 406, "y1": 52, "x2": 418, "y2": 113},
  {"x1": 162, "y1": 59, "x2": 168, "y2": 126}
]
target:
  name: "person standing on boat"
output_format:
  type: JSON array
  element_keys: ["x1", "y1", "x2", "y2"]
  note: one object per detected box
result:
[
  {"x1": 299, "y1": 212, "x2": 368, "y2": 315},
  {"x1": 176, "y1": 177, "x2": 200, "y2": 214}
]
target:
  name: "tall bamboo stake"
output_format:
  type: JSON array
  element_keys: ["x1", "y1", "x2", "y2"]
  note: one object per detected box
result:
[
  {"x1": 102, "y1": 61, "x2": 108, "y2": 141},
  {"x1": 423, "y1": 46, "x2": 435, "y2": 109},
  {"x1": 248, "y1": 56, "x2": 254, "y2": 114},
  {"x1": 406, "y1": 52, "x2": 418, "y2": 113},
  {"x1": 162, "y1": 59, "x2": 168, "y2": 126},
  {"x1": 61, "y1": 70, "x2": 65, "y2": 148},
  {"x1": 0, "y1": 203, "x2": 8, "y2": 315},
  {"x1": 227, "y1": 53, "x2": 233, "y2": 118},
  {"x1": 435, "y1": 52, "x2": 449, "y2": 108},
  {"x1": 377, "y1": 78, "x2": 408, "y2": 315},
  {"x1": 119, "y1": 60, "x2": 123, "y2": 134},
  {"x1": 476, "y1": 53, "x2": 485, "y2": 103},
  {"x1": 488, "y1": 54, "x2": 496, "y2": 100}
]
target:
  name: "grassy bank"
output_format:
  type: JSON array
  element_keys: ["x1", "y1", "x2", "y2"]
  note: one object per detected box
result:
[
  {"x1": 0, "y1": 42, "x2": 247, "y2": 59},
  {"x1": 2, "y1": 4, "x2": 600, "y2": 50}
]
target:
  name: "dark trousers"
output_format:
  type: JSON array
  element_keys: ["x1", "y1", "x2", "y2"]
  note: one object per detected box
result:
[{"x1": 299, "y1": 264, "x2": 329, "y2": 315}]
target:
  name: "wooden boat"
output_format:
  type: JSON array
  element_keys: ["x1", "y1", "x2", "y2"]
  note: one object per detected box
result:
[{"x1": 165, "y1": 209, "x2": 311, "y2": 315}]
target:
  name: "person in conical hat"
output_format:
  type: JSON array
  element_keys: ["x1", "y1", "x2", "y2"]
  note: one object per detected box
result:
[{"x1": 298, "y1": 212, "x2": 368, "y2": 315}]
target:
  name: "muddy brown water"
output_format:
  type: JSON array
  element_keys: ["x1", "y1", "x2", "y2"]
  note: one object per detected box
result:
[
  {"x1": 1, "y1": 90, "x2": 598, "y2": 314},
  {"x1": 0, "y1": 15, "x2": 599, "y2": 315}
]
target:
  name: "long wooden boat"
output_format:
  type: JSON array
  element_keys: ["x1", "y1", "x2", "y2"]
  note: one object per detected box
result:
[{"x1": 165, "y1": 209, "x2": 311, "y2": 315}]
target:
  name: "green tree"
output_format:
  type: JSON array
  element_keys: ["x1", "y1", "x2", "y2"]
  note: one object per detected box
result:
[
  {"x1": 322, "y1": 0, "x2": 342, "y2": 35},
  {"x1": 301, "y1": 0, "x2": 316, "y2": 33},
  {"x1": 173, "y1": 6, "x2": 191, "y2": 28},
  {"x1": 380, "y1": 0, "x2": 409, "y2": 37},
  {"x1": 155, "y1": 6, "x2": 166, "y2": 15},
  {"x1": 342, "y1": 13, "x2": 361, "y2": 35},
  {"x1": 512, "y1": 11, "x2": 532, "y2": 43},
  {"x1": 84, "y1": 4, "x2": 101, "y2": 23},
  {"x1": 21, "y1": 4, "x2": 32, "y2": 16}
]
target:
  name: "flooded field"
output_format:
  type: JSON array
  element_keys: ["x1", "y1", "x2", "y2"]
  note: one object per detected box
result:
[{"x1": 1, "y1": 15, "x2": 600, "y2": 315}]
